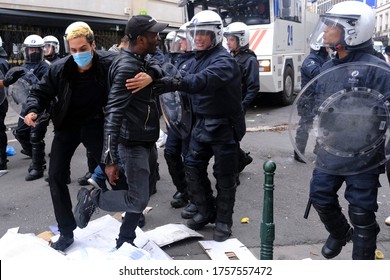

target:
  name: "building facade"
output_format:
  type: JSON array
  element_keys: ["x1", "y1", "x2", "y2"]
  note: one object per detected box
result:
[{"x1": 0, "y1": 0, "x2": 186, "y2": 64}]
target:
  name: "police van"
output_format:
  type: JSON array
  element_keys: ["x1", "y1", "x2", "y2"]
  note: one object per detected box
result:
[{"x1": 184, "y1": 0, "x2": 318, "y2": 105}]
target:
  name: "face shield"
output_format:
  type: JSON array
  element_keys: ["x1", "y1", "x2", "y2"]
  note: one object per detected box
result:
[
  {"x1": 186, "y1": 24, "x2": 220, "y2": 52},
  {"x1": 165, "y1": 32, "x2": 183, "y2": 54},
  {"x1": 310, "y1": 15, "x2": 360, "y2": 49},
  {"x1": 44, "y1": 43, "x2": 56, "y2": 57},
  {"x1": 23, "y1": 46, "x2": 44, "y2": 63}
]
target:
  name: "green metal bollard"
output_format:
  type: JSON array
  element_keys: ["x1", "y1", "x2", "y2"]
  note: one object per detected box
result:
[{"x1": 260, "y1": 159, "x2": 276, "y2": 260}]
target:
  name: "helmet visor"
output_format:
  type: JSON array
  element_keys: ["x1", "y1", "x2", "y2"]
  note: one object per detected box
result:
[
  {"x1": 186, "y1": 24, "x2": 220, "y2": 51},
  {"x1": 310, "y1": 15, "x2": 361, "y2": 48},
  {"x1": 23, "y1": 47, "x2": 44, "y2": 63}
]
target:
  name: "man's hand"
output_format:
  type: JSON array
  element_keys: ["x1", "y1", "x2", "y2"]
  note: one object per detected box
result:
[
  {"x1": 125, "y1": 72, "x2": 153, "y2": 94},
  {"x1": 152, "y1": 77, "x2": 181, "y2": 95},
  {"x1": 2, "y1": 69, "x2": 25, "y2": 87},
  {"x1": 105, "y1": 164, "x2": 119, "y2": 185},
  {"x1": 24, "y1": 112, "x2": 38, "y2": 127}
]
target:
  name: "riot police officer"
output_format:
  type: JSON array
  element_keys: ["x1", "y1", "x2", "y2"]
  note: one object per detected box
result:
[
  {"x1": 307, "y1": 1, "x2": 390, "y2": 260},
  {"x1": 162, "y1": 22, "x2": 198, "y2": 217},
  {"x1": 154, "y1": 10, "x2": 245, "y2": 242},
  {"x1": 294, "y1": 43, "x2": 329, "y2": 163},
  {"x1": 12, "y1": 34, "x2": 50, "y2": 181},
  {"x1": 223, "y1": 21, "x2": 259, "y2": 173},
  {"x1": 43, "y1": 35, "x2": 61, "y2": 63},
  {"x1": 0, "y1": 36, "x2": 11, "y2": 170}
]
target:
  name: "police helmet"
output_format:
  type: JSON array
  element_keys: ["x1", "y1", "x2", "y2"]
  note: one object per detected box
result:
[
  {"x1": 22, "y1": 34, "x2": 45, "y2": 63},
  {"x1": 223, "y1": 22, "x2": 250, "y2": 47},
  {"x1": 186, "y1": 10, "x2": 223, "y2": 52},
  {"x1": 309, "y1": 1, "x2": 375, "y2": 50},
  {"x1": 43, "y1": 35, "x2": 60, "y2": 55}
]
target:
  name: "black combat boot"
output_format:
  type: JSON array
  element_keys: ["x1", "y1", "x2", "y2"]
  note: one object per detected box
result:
[
  {"x1": 237, "y1": 148, "x2": 253, "y2": 173},
  {"x1": 165, "y1": 153, "x2": 189, "y2": 208},
  {"x1": 0, "y1": 132, "x2": 7, "y2": 170},
  {"x1": 13, "y1": 130, "x2": 32, "y2": 157},
  {"x1": 313, "y1": 203, "x2": 353, "y2": 259},
  {"x1": 185, "y1": 166, "x2": 215, "y2": 230},
  {"x1": 25, "y1": 143, "x2": 46, "y2": 181},
  {"x1": 213, "y1": 176, "x2": 237, "y2": 242},
  {"x1": 349, "y1": 205, "x2": 380, "y2": 260},
  {"x1": 181, "y1": 202, "x2": 198, "y2": 219}
]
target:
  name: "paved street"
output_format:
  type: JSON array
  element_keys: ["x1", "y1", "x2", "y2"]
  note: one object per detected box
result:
[{"x1": 1, "y1": 98, "x2": 390, "y2": 260}]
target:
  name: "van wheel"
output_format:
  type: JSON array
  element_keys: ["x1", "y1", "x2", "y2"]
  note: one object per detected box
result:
[{"x1": 279, "y1": 66, "x2": 295, "y2": 106}]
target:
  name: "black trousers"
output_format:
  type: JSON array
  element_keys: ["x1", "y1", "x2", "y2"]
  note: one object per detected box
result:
[{"x1": 48, "y1": 118, "x2": 127, "y2": 235}]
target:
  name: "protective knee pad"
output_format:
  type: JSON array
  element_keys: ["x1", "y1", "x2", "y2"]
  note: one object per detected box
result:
[{"x1": 348, "y1": 205, "x2": 379, "y2": 260}]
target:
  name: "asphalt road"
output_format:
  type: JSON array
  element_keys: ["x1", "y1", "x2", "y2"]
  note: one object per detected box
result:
[{"x1": 1, "y1": 97, "x2": 390, "y2": 260}]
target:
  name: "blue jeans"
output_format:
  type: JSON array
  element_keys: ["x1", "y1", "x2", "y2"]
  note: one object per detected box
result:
[
  {"x1": 92, "y1": 144, "x2": 152, "y2": 244},
  {"x1": 92, "y1": 144, "x2": 151, "y2": 213}
]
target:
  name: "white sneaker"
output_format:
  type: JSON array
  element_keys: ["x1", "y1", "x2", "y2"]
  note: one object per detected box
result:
[{"x1": 385, "y1": 216, "x2": 390, "y2": 226}]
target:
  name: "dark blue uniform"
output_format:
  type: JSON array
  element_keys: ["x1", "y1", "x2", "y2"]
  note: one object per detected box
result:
[
  {"x1": 177, "y1": 44, "x2": 245, "y2": 239},
  {"x1": 164, "y1": 52, "x2": 195, "y2": 209},
  {"x1": 13, "y1": 59, "x2": 50, "y2": 180},
  {"x1": 310, "y1": 50, "x2": 390, "y2": 259},
  {"x1": 0, "y1": 47, "x2": 10, "y2": 170},
  {"x1": 295, "y1": 48, "x2": 329, "y2": 156}
]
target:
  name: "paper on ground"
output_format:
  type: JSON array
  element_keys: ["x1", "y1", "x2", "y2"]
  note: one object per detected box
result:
[
  {"x1": 0, "y1": 215, "x2": 170, "y2": 260},
  {"x1": 199, "y1": 238, "x2": 257, "y2": 260},
  {"x1": 143, "y1": 223, "x2": 204, "y2": 247}
]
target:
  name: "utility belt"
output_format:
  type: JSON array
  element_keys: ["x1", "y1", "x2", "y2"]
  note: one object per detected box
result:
[{"x1": 193, "y1": 111, "x2": 245, "y2": 143}]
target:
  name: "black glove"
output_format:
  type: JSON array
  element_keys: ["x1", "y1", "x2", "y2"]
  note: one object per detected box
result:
[
  {"x1": 152, "y1": 77, "x2": 181, "y2": 96},
  {"x1": 3, "y1": 69, "x2": 25, "y2": 87}
]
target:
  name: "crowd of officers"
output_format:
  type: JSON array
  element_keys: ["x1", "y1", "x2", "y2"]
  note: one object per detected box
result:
[
  {"x1": 0, "y1": 10, "x2": 258, "y2": 253},
  {"x1": 1, "y1": 1, "x2": 389, "y2": 260}
]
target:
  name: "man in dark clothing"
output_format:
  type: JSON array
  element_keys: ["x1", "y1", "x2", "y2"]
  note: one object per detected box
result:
[
  {"x1": 23, "y1": 21, "x2": 127, "y2": 252},
  {"x1": 224, "y1": 21, "x2": 260, "y2": 173},
  {"x1": 73, "y1": 15, "x2": 167, "y2": 249},
  {"x1": 154, "y1": 10, "x2": 245, "y2": 242},
  {"x1": 0, "y1": 36, "x2": 11, "y2": 170},
  {"x1": 294, "y1": 45, "x2": 329, "y2": 163},
  {"x1": 8, "y1": 34, "x2": 50, "y2": 181},
  {"x1": 307, "y1": 1, "x2": 390, "y2": 260}
]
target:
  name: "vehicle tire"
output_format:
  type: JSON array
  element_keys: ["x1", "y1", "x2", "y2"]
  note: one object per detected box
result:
[{"x1": 279, "y1": 66, "x2": 294, "y2": 106}]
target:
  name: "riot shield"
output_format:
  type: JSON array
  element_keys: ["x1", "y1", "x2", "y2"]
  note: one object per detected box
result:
[
  {"x1": 289, "y1": 62, "x2": 390, "y2": 175},
  {"x1": 159, "y1": 63, "x2": 192, "y2": 139},
  {"x1": 4, "y1": 67, "x2": 39, "y2": 115},
  {"x1": 0, "y1": 71, "x2": 5, "y2": 105}
]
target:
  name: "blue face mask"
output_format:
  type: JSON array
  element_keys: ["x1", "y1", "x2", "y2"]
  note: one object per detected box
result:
[{"x1": 72, "y1": 50, "x2": 93, "y2": 67}]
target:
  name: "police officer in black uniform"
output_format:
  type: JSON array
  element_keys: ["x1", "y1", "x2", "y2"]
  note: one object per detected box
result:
[
  {"x1": 154, "y1": 10, "x2": 245, "y2": 242},
  {"x1": 11, "y1": 34, "x2": 50, "y2": 181},
  {"x1": 306, "y1": 1, "x2": 390, "y2": 260},
  {"x1": 223, "y1": 21, "x2": 259, "y2": 173},
  {"x1": 294, "y1": 43, "x2": 329, "y2": 163},
  {"x1": 0, "y1": 36, "x2": 11, "y2": 170}
]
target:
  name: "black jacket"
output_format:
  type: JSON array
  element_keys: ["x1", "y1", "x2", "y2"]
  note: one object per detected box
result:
[
  {"x1": 232, "y1": 46, "x2": 260, "y2": 109},
  {"x1": 24, "y1": 50, "x2": 117, "y2": 130},
  {"x1": 102, "y1": 49, "x2": 162, "y2": 165}
]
